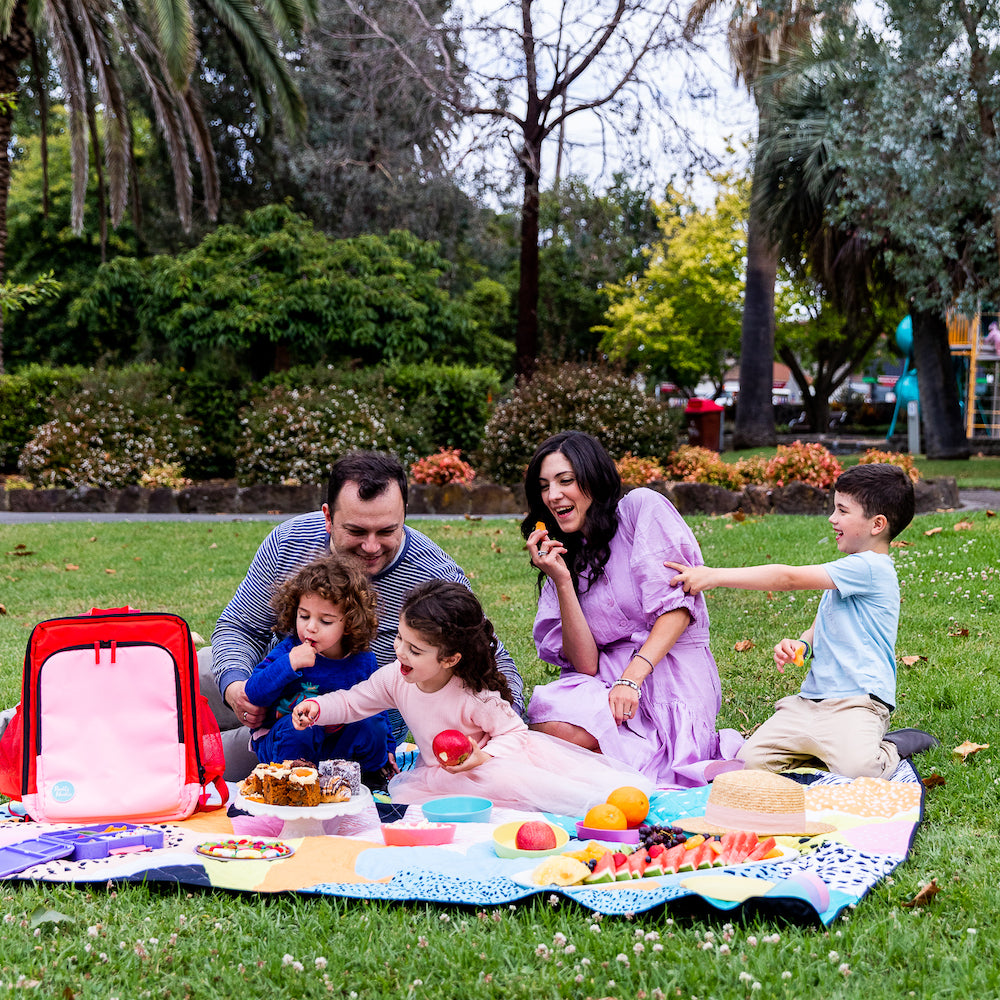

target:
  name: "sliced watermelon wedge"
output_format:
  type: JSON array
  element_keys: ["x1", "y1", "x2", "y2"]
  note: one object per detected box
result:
[
  {"x1": 627, "y1": 851, "x2": 648, "y2": 879},
  {"x1": 744, "y1": 836, "x2": 778, "y2": 863},
  {"x1": 584, "y1": 853, "x2": 616, "y2": 884},
  {"x1": 661, "y1": 844, "x2": 687, "y2": 874}
]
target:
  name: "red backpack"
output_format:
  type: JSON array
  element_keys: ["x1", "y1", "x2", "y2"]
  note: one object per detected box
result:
[{"x1": 0, "y1": 608, "x2": 228, "y2": 823}]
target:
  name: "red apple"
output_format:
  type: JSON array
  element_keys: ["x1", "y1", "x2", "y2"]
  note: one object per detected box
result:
[
  {"x1": 432, "y1": 729, "x2": 475, "y2": 766},
  {"x1": 514, "y1": 820, "x2": 558, "y2": 851}
]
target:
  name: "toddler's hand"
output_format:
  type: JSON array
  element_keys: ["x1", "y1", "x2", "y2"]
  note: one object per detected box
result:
[
  {"x1": 439, "y1": 744, "x2": 490, "y2": 773},
  {"x1": 665, "y1": 561, "x2": 713, "y2": 594},
  {"x1": 292, "y1": 699, "x2": 320, "y2": 730},
  {"x1": 290, "y1": 642, "x2": 317, "y2": 671}
]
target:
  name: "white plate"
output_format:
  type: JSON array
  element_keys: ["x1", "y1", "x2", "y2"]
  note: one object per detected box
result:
[
  {"x1": 235, "y1": 785, "x2": 372, "y2": 819},
  {"x1": 512, "y1": 844, "x2": 799, "y2": 891}
]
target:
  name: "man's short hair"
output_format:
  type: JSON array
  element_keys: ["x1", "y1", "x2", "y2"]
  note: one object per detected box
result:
[
  {"x1": 835, "y1": 463, "x2": 915, "y2": 539},
  {"x1": 327, "y1": 451, "x2": 408, "y2": 512}
]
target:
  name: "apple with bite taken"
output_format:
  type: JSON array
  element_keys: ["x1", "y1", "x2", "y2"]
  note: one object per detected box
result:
[
  {"x1": 514, "y1": 820, "x2": 558, "y2": 851},
  {"x1": 432, "y1": 729, "x2": 475, "y2": 766}
]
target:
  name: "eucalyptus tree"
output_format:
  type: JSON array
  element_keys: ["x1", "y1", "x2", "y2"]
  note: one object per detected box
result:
[
  {"x1": 0, "y1": 0, "x2": 314, "y2": 371},
  {"x1": 330, "y1": 0, "x2": 695, "y2": 375},
  {"x1": 685, "y1": 0, "x2": 821, "y2": 448}
]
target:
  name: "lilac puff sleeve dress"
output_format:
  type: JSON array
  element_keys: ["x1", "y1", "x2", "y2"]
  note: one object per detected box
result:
[{"x1": 527, "y1": 488, "x2": 744, "y2": 788}]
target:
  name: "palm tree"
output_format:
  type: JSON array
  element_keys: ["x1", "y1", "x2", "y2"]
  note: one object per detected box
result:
[
  {"x1": 0, "y1": 0, "x2": 315, "y2": 371},
  {"x1": 685, "y1": 0, "x2": 818, "y2": 448}
]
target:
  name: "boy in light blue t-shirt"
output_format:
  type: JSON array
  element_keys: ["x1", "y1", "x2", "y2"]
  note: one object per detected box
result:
[{"x1": 668, "y1": 463, "x2": 937, "y2": 778}]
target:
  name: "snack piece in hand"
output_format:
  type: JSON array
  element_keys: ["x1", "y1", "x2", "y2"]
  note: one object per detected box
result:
[
  {"x1": 793, "y1": 643, "x2": 806, "y2": 668},
  {"x1": 534, "y1": 521, "x2": 546, "y2": 532}
]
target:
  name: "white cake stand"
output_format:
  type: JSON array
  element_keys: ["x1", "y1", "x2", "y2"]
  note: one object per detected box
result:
[{"x1": 236, "y1": 786, "x2": 374, "y2": 837}]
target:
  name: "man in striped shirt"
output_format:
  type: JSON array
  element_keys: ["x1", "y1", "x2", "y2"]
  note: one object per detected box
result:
[{"x1": 201, "y1": 451, "x2": 526, "y2": 780}]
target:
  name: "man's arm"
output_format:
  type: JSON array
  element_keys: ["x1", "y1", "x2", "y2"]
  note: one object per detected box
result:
[{"x1": 666, "y1": 561, "x2": 836, "y2": 595}]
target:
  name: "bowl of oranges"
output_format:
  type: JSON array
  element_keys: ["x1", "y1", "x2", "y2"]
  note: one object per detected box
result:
[{"x1": 576, "y1": 786, "x2": 650, "y2": 843}]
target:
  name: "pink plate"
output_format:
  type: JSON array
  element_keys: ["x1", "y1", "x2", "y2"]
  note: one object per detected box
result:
[
  {"x1": 575, "y1": 822, "x2": 641, "y2": 844},
  {"x1": 381, "y1": 822, "x2": 456, "y2": 846}
]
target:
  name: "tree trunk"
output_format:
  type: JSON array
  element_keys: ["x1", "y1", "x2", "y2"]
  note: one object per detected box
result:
[
  {"x1": 0, "y1": 1, "x2": 34, "y2": 374},
  {"x1": 911, "y1": 309, "x2": 969, "y2": 459},
  {"x1": 515, "y1": 126, "x2": 543, "y2": 378},
  {"x1": 734, "y1": 149, "x2": 778, "y2": 448}
]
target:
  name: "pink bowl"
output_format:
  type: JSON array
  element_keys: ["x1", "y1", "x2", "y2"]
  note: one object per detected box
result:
[
  {"x1": 380, "y1": 822, "x2": 456, "y2": 846},
  {"x1": 575, "y1": 822, "x2": 641, "y2": 844}
]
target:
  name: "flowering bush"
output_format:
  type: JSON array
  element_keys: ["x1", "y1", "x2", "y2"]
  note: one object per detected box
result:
[
  {"x1": 616, "y1": 453, "x2": 665, "y2": 486},
  {"x1": 857, "y1": 449, "x2": 921, "y2": 482},
  {"x1": 18, "y1": 387, "x2": 205, "y2": 489},
  {"x1": 235, "y1": 386, "x2": 396, "y2": 486},
  {"x1": 663, "y1": 446, "x2": 763, "y2": 490},
  {"x1": 410, "y1": 449, "x2": 476, "y2": 485},
  {"x1": 139, "y1": 463, "x2": 192, "y2": 490},
  {"x1": 478, "y1": 362, "x2": 680, "y2": 485},
  {"x1": 765, "y1": 441, "x2": 843, "y2": 488}
]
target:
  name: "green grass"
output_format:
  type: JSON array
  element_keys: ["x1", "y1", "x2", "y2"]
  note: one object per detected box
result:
[{"x1": 1, "y1": 512, "x2": 999, "y2": 998}]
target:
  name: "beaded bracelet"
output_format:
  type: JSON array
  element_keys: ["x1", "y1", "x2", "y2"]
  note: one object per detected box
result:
[{"x1": 612, "y1": 678, "x2": 641, "y2": 696}]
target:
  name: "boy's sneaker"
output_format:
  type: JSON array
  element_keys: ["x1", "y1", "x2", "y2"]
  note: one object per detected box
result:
[{"x1": 884, "y1": 728, "x2": 940, "y2": 757}]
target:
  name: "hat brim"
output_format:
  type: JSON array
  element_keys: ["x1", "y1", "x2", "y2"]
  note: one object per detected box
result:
[{"x1": 678, "y1": 815, "x2": 836, "y2": 837}]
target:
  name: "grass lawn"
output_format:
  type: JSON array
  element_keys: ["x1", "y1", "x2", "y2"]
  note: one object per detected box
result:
[{"x1": 0, "y1": 510, "x2": 998, "y2": 998}]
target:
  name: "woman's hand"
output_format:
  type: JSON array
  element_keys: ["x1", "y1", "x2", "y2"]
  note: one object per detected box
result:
[
  {"x1": 292, "y1": 699, "x2": 320, "y2": 730},
  {"x1": 527, "y1": 526, "x2": 571, "y2": 584},
  {"x1": 608, "y1": 682, "x2": 639, "y2": 726}
]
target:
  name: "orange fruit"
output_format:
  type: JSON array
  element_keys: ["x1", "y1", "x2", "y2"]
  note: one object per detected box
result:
[
  {"x1": 606, "y1": 786, "x2": 650, "y2": 828},
  {"x1": 583, "y1": 802, "x2": 627, "y2": 830}
]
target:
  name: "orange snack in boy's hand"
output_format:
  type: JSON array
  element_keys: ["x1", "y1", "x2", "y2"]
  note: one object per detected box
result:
[
  {"x1": 534, "y1": 521, "x2": 546, "y2": 532},
  {"x1": 792, "y1": 643, "x2": 806, "y2": 668}
]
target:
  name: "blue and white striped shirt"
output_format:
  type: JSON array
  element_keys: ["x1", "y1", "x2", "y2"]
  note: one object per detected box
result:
[{"x1": 211, "y1": 510, "x2": 525, "y2": 715}]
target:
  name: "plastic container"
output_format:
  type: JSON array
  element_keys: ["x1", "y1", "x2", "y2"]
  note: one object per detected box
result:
[
  {"x1": 493, "y1": 820, "x2": 570, "y2": 859},
  {"x1": 381, "y1": 822, "x2": 457, "y2": 846},
  {"x1": 421, "y1": 796, "x2": 493, "y2": 823},
  {"x1": 575, "y1": 822, "x2": 641, "y2": 844}
]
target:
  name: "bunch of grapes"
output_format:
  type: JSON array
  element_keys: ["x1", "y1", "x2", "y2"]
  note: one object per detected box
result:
[{"x1": 637, "y1": 824, "x2": 686, "y2": 851}]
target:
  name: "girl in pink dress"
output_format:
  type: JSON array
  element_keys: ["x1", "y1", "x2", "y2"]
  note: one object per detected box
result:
[
  {"x1": 521, "y1": 431, "x2": 743, "y2": 788},
  {"x1": 292, "y1": 581, "x2": 651, "y2": 814}
]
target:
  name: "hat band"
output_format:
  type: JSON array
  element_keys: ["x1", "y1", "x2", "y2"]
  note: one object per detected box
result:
[{"x1": 705, "y1": 802, "x2": 810, "y2": 834}]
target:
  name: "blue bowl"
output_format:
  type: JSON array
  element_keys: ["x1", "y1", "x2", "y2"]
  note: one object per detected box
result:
[{"x1": 421, "y1": 795, "x2": 493, "y2": 823}]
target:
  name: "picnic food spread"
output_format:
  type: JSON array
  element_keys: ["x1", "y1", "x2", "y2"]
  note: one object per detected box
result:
[
  {"x1": 240, "y1": 759, "x2": 354, "y2": 806},
  {"x1": 195, "y1": 838, "x2": 294, "y2": 861}
]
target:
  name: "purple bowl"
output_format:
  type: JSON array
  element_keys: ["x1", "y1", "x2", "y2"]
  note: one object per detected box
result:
[{"x1": 575, "y1": 822, "x2": 641, "y2": 844}]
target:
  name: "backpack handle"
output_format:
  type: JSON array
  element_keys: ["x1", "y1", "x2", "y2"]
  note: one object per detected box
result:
[{"x1": 89, "y1": 607, "x2": 141, "y2": 615}]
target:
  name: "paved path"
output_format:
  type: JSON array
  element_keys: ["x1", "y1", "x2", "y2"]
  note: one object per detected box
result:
[{"x1": 2, "y1": 491, "x2": 999, "y2": 523}]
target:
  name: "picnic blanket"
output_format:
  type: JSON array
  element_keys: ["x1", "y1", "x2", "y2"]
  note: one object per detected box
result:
[{"x1": 0, "y1": 761, "x2": 924, "y2": 926}]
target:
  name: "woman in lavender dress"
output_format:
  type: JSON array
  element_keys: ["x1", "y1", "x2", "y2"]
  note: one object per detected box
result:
[{"x1": 521, "y1": 431, "x2": 743, "y2": 788}]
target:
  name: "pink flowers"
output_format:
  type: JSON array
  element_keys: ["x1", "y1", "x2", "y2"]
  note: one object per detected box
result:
[
  {"x1": 764, "y1": 441, "x2": 844, "y2": 489},
  {"x1": 410, "y1": 448, "x2": 476, "y2": 485}
]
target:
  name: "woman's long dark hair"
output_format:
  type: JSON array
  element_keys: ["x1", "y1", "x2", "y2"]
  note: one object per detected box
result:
[
  {"x1": 520, "y1": 431, "x2": 622, "y2": 593},
  {"x1": 401, "y1": 581, "x2": 514, "y2": 705}
]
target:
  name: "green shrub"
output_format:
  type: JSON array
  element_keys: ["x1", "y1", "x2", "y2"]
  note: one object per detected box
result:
[
  {"x1": 478, "y1": 361, "x2": 680, "y2": 485},
  {"x1": 234, "y1": 385, "x2": 397, "y2": 486},
  {"x1": 18, "y1": 382, "x2": 206, "y2": 488}
]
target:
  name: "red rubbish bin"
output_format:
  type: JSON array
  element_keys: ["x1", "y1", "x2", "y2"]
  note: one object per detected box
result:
[{"x1": 685, "y1": 398, "x2": 725, "y2": 451}]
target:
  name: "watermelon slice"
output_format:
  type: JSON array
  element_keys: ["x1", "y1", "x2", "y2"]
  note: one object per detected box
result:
[
  {"x1": 613, "y1": 853, "x2": 632, "y2": 881},
  {"x1": 693, "y1": 843, "x2": 715, "y2": 870},
  {"x1": 644, "y1": 854, "x2": 665, "y2": 877},
  {"x1": 584, "y1": 853, "x2": 616, "y2": 884},
  {"x1": 724, "y1": 830, "x2": 758, "y2": 864},
  {"x1": 661, "y1": 844, "x2": 687, "y2": 874},
  {"x1": 744, "y1": 836, "x2": 778, "y2": 863},
  {"x1": 627, "y1": 851, "x2": 648, "y2": 879}
]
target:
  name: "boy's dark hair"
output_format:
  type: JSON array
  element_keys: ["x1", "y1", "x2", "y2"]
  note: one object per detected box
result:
[
  {"x1": 273, "y1": 555, "x2": 378, "y2": 656},
  {"x1": 401, "y1": 581, "x2": 514, "y2": 705},
  {"x1": 835, "y1": 463, "x2": 915, "y2": 539},
  {"x1": 327, "y1": 451, "x2": 408, "y2": 512}
]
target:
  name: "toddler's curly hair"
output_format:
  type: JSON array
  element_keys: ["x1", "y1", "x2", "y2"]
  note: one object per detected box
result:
[{"x1": 273, "y1": 555, "x2": 378, "y2": 656}]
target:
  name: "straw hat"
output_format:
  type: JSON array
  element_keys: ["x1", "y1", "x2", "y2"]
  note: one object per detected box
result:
[{"x1": 680, "y1": 769, "x2": 835, "y2": 836}]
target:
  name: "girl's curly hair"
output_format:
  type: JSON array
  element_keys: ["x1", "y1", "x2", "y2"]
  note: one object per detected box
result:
[
  {"x1": 401, "y1": 581, "x2": 514, "y2": 705},
  {"x1": 273, "y1": 555, "x2": 378, "y2": 656}
]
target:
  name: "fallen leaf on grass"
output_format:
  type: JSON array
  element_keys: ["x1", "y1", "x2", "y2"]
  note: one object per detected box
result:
[
  {"x1": 64, "y1": 564, "x2": 79, "y2": 572},
  {"x1": 987, "y1": 509, "x2": 996, "y2": 517},
  {"x1": 463, "y1": 513, "x2": 482, "y2": 521},
  {"x1": 923, "y1": 526, "x2": 943, "y2": 536},
  {"x1": 734, "y1": 639, "x2": 755, "y2": 652},
  {"x1": 6, "y1": 543, "x2": 34, "y2": 556},
  {"x1": 921, "y1": 774, "x2": 946, "y2": 788},
  {"x1": 104, "y1": 568, "x2": 116, "y2": 575},
  {"x1": 901, "y1": 879, "x2": 940, "y2": 908},
  {"x1": 190, "y1": 632, "x2": 206, "y2": 645},
  {"x1": 899, "y1": 655, "x2": 927, "y2": 666},
  {"x1": 890, "y1": 539, "x2": 912, "y2": 547},
  {"x1": 209, "y1": 542, "x2": 218, "y2": 549},
  {"x1": 954, "y1": 520, "x2": 975, "y2": 531},
  {"x1": 952, "y1": 740, "x2": 989, "y2": 762},
  {"x1": 0, "y1": 604, "x2": 6, "y2": 615},
  {"x1": 948, "y1": 626, "x2": 970, "y2": 637}
]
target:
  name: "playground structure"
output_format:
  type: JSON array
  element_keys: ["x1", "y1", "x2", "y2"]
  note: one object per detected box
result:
[{"x1": 948, "y1": 309, "x2": 1000, "y2": 439}]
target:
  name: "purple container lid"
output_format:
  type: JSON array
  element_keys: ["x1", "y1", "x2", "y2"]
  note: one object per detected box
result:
[{"x1": 575, "y1": 822, "x2": 641, "y2": 844}]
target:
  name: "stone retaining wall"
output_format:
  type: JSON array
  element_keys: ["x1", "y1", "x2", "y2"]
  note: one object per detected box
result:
[{"x1": 0, "y1": 477, "x2": 960, "y2": 517}]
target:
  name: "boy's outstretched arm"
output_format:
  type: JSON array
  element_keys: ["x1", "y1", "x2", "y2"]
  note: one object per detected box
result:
[{"x1": 665, "y1": 561, "x2": 836, "y2": 595}]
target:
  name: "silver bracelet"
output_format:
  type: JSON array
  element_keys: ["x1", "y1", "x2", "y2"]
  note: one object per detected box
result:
[{"x1": 612, "y1": 678, "x2": 641, "y2": 696}]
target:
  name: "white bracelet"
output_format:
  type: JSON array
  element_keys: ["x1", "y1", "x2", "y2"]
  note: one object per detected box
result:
[{"x1": 612, "y1": 678, "x2": 641, "y2": 696}]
